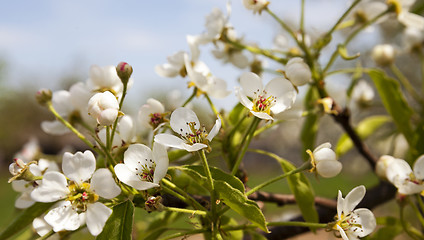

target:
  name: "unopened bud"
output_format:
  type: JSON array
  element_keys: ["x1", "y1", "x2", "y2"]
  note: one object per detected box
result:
[
  {"x1": 116, "y1": 62, "x2": 133, "y2": 85},
  {"x1": 372, "y1": 44, "x2": 395, "y2": 66},
  {"x1": 35, "y1": 89, "x2": 52, "y2": 106},
  {"x1": 145, "y1": 196, "x2": 163, "y2": 212},
  {"x1": 376, "y1": 155, "x2": 396, "y2": 180}
]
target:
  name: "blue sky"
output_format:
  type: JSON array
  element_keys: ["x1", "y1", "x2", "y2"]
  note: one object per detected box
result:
[{"x1": 0, "y1": 0, "x2": 348, "y2": 110}]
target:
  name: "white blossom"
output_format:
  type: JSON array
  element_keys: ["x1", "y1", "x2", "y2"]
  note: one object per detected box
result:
[
  {"x1": 154, "y1": 107, "x2": 221, "y2": 152},
  {"x1": 138, "y1": 98, "x2": 166, "y2": 130},
  {"x1": 351, "y1": 80, "x2": 374, "y2": 107},
  {"x1": 386, "y1": 155, "x2": 424, "y2": 195},
  {"x1": 242, "y1": 0, "x2": 269, "y2": 14},
  {"x1": 88, "y1": 91, "x2": 120, "y2": 126},
  {"x1": 333, "y1": 185, "x2": 377, "y2": 240},
  {"x1": 114, "y1": 143, "x2": 169, "y2": 190},
  {"x1": 285, "y1": 57, "x2": 312, "y2": 86},
  {"x1": 155, "y1": 51, "x2": 186, "y2": 78},
  {"x1": 87, "y1": 65, "x2": 133, "y2": 97},
  {"x1": 308, "y1": 142, "x2": 342, "y2": 178},
  {"x1": 235, "y1": 72, "x2": 296, "y2": 120},
  {"x1": 211, "y1": 29, "x2": 249, "y2": 69},
  {"x1": 371, "y1": 44, "x2": 395, "y2": 66},
  {"x1": 31, "y1": 150, "x2": 121, "y2": 236}
]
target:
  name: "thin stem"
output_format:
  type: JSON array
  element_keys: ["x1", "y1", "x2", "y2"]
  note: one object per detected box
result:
[
  {"x1": 160, "y1": 229, "x2": 207, "y2": 240},
  {"x1": 419, "y1": 51, "x2": 424, "y2": 96},
  {"x1": 390, "y1": 63, "x2": 424, "y2": 106},
  {"x1": 231, "y1": 117, "x2": 261, "y2": 175},
  {"x1": 204, "y1": 94, "x2": 226, "y2": 129},
  {"x1": 267, "y1": 221, "x2": 327, "y2": 228},
  {"x1": 106, "y1": 126, "x2": 111, "y2": 151},
  {"x1": 46, "y1": 102, "x2": 97, "y2": 151},
  {"x1": 300, "y1": 0, "x2": 305, "y2": 39},
  {"x1": 110, "y1": 83, "x2": 128, "y2": 147},
  {"x1": 161, "y1": 178, "x2": 207, "y2": 211},
  {"x1": 246, "y1": 160, "x2": 311, "y2": 196},
  {"x1": 164, "y1": 206, "x2": 207, "y2": 216},
  {"x1": 408, "y1": 197, "x2": 424, "y2": 228},
  {"x1": 35, "y1": 230, "x2": 55, "y2": 240},
  {"x1": 323, "y1": 9, "x2": 390, "y2": 73},
  {"x1": 417, "y1": 195, "x2": 424, "y2": 214},
  {"x1": 326, "y1": 67, "x2": 371, "y2": 77},
  {"x1": 182, "y1": 88, "x2": 197, "y2": 107},
  {"x1": 198, "y1": 150, "x2": 218, "y2": 231},
  {"x1": 254, "y1": 120, "x2": 283, "y2": 137},
  {"x1": 400, "y1": 204, "x2": 424, "y2": 240},
  {"x1": 325, "y1": 0, "x2": 362, "y2": 39}
]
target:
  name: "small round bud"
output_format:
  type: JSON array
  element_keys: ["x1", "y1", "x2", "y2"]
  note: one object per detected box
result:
[
  {"x1": 375, "y1": 155, "x2": 396, "y2": 180},
  {"x1": 35, "y1": 89, "x2": 52, "y2": 106},
  {"x1": 116, "y1": 62, "x2": 133, "y2": 85},
  {"x1": 285, "y1": 57, "x2": 312, "y2": 86},
  {"x1": 371, "y1": 44, "x2": 395, "y2": 66}
]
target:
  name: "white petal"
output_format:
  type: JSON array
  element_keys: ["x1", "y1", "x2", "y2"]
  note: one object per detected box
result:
[
  {"x1": 41, "y1": 120, "x2": 71, "y2": 136},
  {"x1": 316, "y1": 160, "x2": 342, "y2": 178},
  {"x1": 182, "y1": 143, "x2": 208, "y2": 152},
  {"x1": 155, "y1": 64, "x2": 180, "y2": 78},
  {"x1": 118, "y1": 115, "x2": 135, "y2": 142},
  {"x1": 266, "y1": 78, "x2": 296, "y2": 114},
  {"x1": 52, "y1": 90, "x2": 73, "y2": 116},
  {"x1": 398, "y1": 12, "x2": 424, "y2": 30},
  {"x1": 152, "y1": 142, "x2": 169, "y2": 184},
  {"x1": 33, "y1": 217, "x2": 52, "y2": 237},
  {"x1": 114, "y1": 164, "x2": 159, "y2": 190},
  {"x1": 386, "y1": 159, "x2": 412, "y2": 184},
  {"x1": 37, "y1": 159, "x2": 60, "y2": 173},
  {"x1": 235, "y1": 87, "x2": 254, "y2": 110},
  {"x1": 90, "y1": 168, "x2": 121, "y2": 199},
  {"x1": 44, "y1": 201, "x2": 80, "y2": 232},
  {"x1": 313, "y1": 148, "x2": 337, "y2": 163},
  {"x1": 206, "y1": 117, "x2": 221, "y2": 141},
  {"x1": 170, "y1": 107, "x2": 200, "y2": 135},
  {"x1": 62, "y1": 151, "x2": 96, "y2": 183},
  {"x1": 98, "y1": 108, "x2": 118, "y2": 126},
  {"x1": 124, "y1": 144, "x2": 153, "y2": 172},
  {"x1": 154, "y1": 134, "x2": 186, "y2": 150},
  {"x1": 86, "y1": 202, "x2": 112, "y2": 236},
  {"x1": 239, "y1": 72, "x2": 263, "y2": 98},
  {"x1": 413, "y1": 155, "x2": 424, "y2": 179},
  {"x1": 313, "y1": 142, "x2": 332, "y2": 153},
  {"x1": 11, "y1": 180, "x2": 30, "y2": 192},
  {"x1": 343, "y1": 185, "x2": 366, "y2": 214},
  {"x1": 206, "y1": 77, "x2": 231, "y2": 99},
  {"x1": 69, "y1": 82, "x2": 92, "y2": 111},
  {"x1": 337, "y1": 190, "x2": 343, "y2": 219},
  {"x1": 31, "y1": 172, "x2": 69, "y2": 202},
  {"x1": 230, "y1": 51, "x2": 249, "y2": 69},
  {"x1": 337, "y1": 225, "x2": 350, "y2": 240},
  {"x1": 352, "y1": 208, "x2": 376, "y2": 237},
  {"x1": 251, "y1": 111, "x2": 273, "y2": 120},
  {"x1": 15, "y1": 192, "x2": 35, "y2": 209},
  {"x1": 138, "y1": 98, "x2": 165, "y2": 128}
]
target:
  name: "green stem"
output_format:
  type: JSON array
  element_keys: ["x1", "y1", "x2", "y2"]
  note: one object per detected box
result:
[
  {"x1": 160, "y1": 229, "x2": 207, "y2": 240},
  {"x1": 267, "y1": 221, "x2": 327, "y2": 228},
  {"x1": 161, "y1": 178, "x2": 207, "y2": 211},
  {"x1": 419, "y1": 51, "x2": 424, "y2": 96},
  {"x1": 231, "y1": 117, "x2": 261, "y2": 175},
  {"x1": 204, "y1": 94, "x2": 226, "y2": 129},
  {"x1": 323, "y1": 9, "x2": 390, "y2": 73},
  {"x1": 400, "y1": 204, "x2": 424, "y2": 240},
  {"x1": 106, "y1": 126, "x2": 111, "y2": 151},
  {"x1": 164, "y1": 206, "x2": 207, "y2": 216},
  {"x1": 254, "y1": 120, "x2": 283, "y2": 137},
  {"x1": 35, "y1": 230, "x2": 55, "y2": 240},
  {"x1": 325, "y1": 0, "x2": 362, "y2": 39},
  {"x1": 246, "y1": 157, "x2": 311, "y2": 196},
  {"x1": 300, "y1": 0, "x2": 305, "y2": 39},
  {"x1": 390, "y1": 63, "x2": 424, "y2": 106},
  {"x1": 198, "y1": 150, "x2": 218, "y2": 231},
  {"x1": 46, "y1": 102, "x2": 97, "y2": 151},
  {"x1": 110, "y1": 83, "x2": 128, "y2": 148},
  {"x1": 326, "y1": 67, "x2": 371, "y2": 77},
  {"x1": 409, "y1": 197, "x2": 424, "y2": 228},
  {"x1": 182, "y1": 88, "x2": 197, "y2": 107},
  {"x1": 417, "y1": 195, "x2": 424, "y2": 214}
]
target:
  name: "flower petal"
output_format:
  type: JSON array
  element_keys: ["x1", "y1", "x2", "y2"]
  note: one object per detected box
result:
[
  {"x1": 343, "y1": 185, "x2": 366, "y2": 214},
  {"x1": 33, "y1": 217, "x2": 53, "y2": 237},
  {"x1": 152, "y1": 142, "x2": 169, "y2": 184},
  {"x1": 41, "y1": 120, "x2": 71, "y2": 136},
  {"x1": 265, "y1": 77, "x2": 296, "y2": 114},
  {"x1": 413, "y1": 155, "x2": 424, "y2": 179},
  {"x1": 31, "y1": 172, "x2": 69, "y2": 202},
  {"x1": 154, "y1": 134, "x2": 186, "y2": 149},
  {"x1": 86, "y1": 202, "x2": 112, "y2": 236},
  {"x1": 170, "y1": 107, "x2": 200, "y2": 135},
  {"x1": 337, "y1": 190, "x2": 343, "y2": 219},
  {"x1": 251, "y1": 111, "x2": 273, "y2": 120},
  {"x1": 352, "y1": 208, "x2": 376, "y2": 237},
  {"x1": 386, "y1": 159, "x2": 411, "y2": 184},
  {"x1": 15, "y1": 192, "x2": 35, "y2": 209},
  {"x1": 118, "y1": 115, "x2": 135, "y2": 143},
  {"x1": 124, "y1": 144, "x2": 153, "y2": 172},
  {"x1": 62, "y1": 151, "x2": 96, "y2": 183},
  {"x1": 314, "y1": 148, "x2": 336, "y2": 163},
  {"x1": 313, "y1": 142, "x2": 332, "y2": 153},
  {"x1": 182, "y1": 143, "x2": 208, "y2": 152},
  {"x1": 206, "y1": 116, "x2": 221, "y2": 141},
  {"x1": 114, "y1": 164, "x2": 159, "y2": 190},
  {"x1": 44, "y1": 201, "x2": 80, "y2": 232},
  {"x1": 316, "y1": 160, "x2": 342, "y2": 178},
  {"x1": 240, "y1": 72, "x2": 263, "y2": 98},
  {"x1": 336, "y1": 225, "x2": 349, "y2": 240},
  {"x1": 235, "y1": 87, "x2": 254, "y2": 110},
  {"x1": 90, "y1": 168, "x2": 121, "y2": 199}
]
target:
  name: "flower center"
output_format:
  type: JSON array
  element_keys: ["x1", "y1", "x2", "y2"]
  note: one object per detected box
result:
[
  {"x1": 180, "y1": 122, "x2": 208, "y2": 145},
  {"x1": 333, "y1": 212, "x2": 364, "y2": 235},
  {"x1": 67, "y1": 182, "x2": 99, "y2": 212},
  {"x1": 252, "y1": 90, "x2": 276, "y2": 115},
  {"x1": 407, "y1": 172, "x2": 423, "y2": 185},
  {"x1": 135, "y1": 159, "x2": 156, "y2": 182},
  {"x1": 149, "y1": 113, "x2": 164, "y2": 129}
]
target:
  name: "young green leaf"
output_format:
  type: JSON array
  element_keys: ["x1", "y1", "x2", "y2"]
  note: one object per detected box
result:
[
  {"x1": 0, "y1": 202, "x2": 53, "y2": 240},
  {"x1": 97, "y1": 200, "x2": 134, "y2": 240},
  {"x1": 301, "y1": 86, "x2": 320, "y2": 161}
]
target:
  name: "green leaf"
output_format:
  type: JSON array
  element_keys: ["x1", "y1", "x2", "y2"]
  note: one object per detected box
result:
[
  {"x1": 215, "y1": 181, "x2": 269, "y2": 233},
  {"x1": 182, "y1": 165, "x2": 245, "y2": 193},
  {"x1": 279, "y1": 158, "x2": 318, "y2": 225},
  {"x1": 0, "y1": 202, "x2": 53, "y2": 240},
  {"x1": 97, "y1": 200, "x2": 134, "y2": 240},
  {"x1": 179, "y1": 166, "x2": 268, "y2": 232},
  {"x1": 301, "y1": 86, "x2": 320, "y2": 161},
  {"x1": 168, "y1": 149, "x2": 190, "y2": 163},
  {"x1": 368, "y1": 69, "x2": 415, "y2": 147},
  {"x1": 142, "y1": 211, "x2": 181, "y2": 240},
  {"x1": 336, "y1": 115, "x2": 391, "y2": 157},
  {"x1": 338, "y1": 44, "x2": 360, "y2": 60},
  {"x1": 228, "y1": 102, "x2": 246, "y2": 126}
]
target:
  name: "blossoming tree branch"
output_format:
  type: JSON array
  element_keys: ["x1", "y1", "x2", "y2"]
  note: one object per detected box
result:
[{"x1": 3, "y1": 0, "x2": 424, "y2": 239}]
